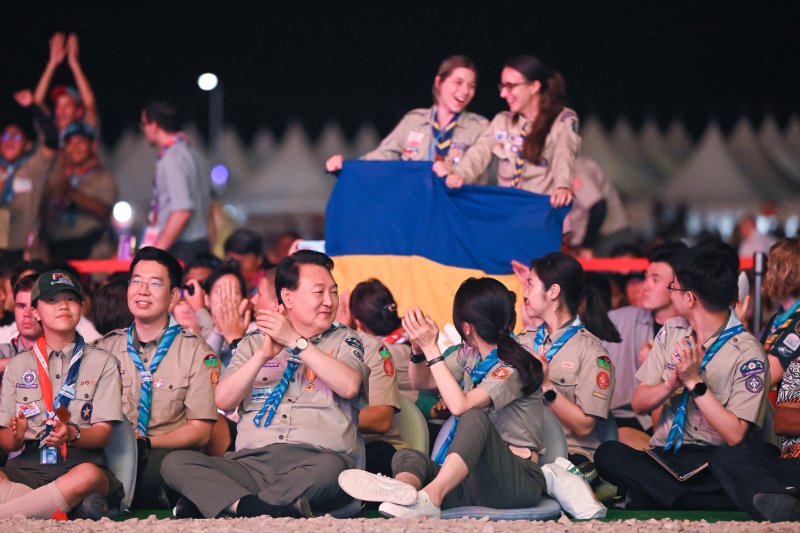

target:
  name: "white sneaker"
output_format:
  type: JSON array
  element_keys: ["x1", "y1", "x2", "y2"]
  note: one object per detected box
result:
[
  {"x1": 338, "y1": 469, "x2": 417, "y2": 505},
  {"x1": 378, "y1": 491, "x2": 441, "y2": 518}
]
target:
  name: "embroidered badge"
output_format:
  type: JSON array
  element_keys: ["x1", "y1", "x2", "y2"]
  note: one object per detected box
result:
[
  {"x1": 210, "y1": 369, "x2": 220, "y2": 386},
  {"x1": 596, "y1": 371, "x2": 610, "y2": 390},
  {"x1": 596, "y1": 356, "x2": 612, "y2": 370},
  {"x1": 383, "y1": 358, "x2": 396, "y2": 377},
  {"x1": 203, "y1": 353, "x2": 220, "y2": 368},
  {"x1": 154, "y1": 379, "x2": 163, "y2": 388},
  {"x1": 740, "y1": 359, "x2": 766, "y2": 377},
  {"x1": 351, "y1": 349, "x2": 364, "y2": 362},
  {"x1": 378, "y1": 346, "x2": 392, "y2": 359},
  {"x1": 17, "y1": 368, "x2": 38, "y2": 389},
  {"x1": 745, "y1": 374, "x2": 764, "y2": 393},
  {"x1": 495, "y1": 130, "x2": 507, "y2": 142},
  {"x1": 52, "y1": 272, "x2": 75, "y2": 287},
  {"x1": 561, "y1": 361, "x2": 575, "y2": 369},
  {"x1": 264, "y1": 360, "x2": 280, "y2": 368},
  {"x1": 492, "y1": 367, "x2": 511, "y2": 380},
  {"x1": 81, "y1": 403, "x2": 93, "y2": 422},
  {"x1": 18, "y1": 402, "x2": 41, "y2": 418},
  {"x1": 251, "y1": 386, "x2": 272, "y2": 402},
  {"x1": 592, "y1": 391, "x2": 608, "y2": 400},
  {"x1": 346, "y1": 337, "x2": 365, "y2": 353},
  {"x1": 782, "y1": 333, "x2": 800, "y2": 352},
  {"x1": 407, "y1": 131, "x2": 425, "y2": 144}
]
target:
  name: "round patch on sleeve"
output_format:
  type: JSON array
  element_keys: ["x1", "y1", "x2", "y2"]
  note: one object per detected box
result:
[
  {"x1": 491, "y1": 367, "x2": 511, "y2": 380},
  {"x1": 210, "y1": 368, "x2": 220, "y2": 386},
  {"x1": 203, "y1": 353, "x2": 220, "y2": 368},
  {"x1": 745, "y1": 375, "x2": 764, "y2": 393},
  {"x1": 596, "y1": 371, "x2": 610, "y2": 390},
  {"x1": 596, "y1": 356, "x2": 612, "y2": 370},
  {"x1": 383, "y1": 358, "x2": 395, "y2": 377}
]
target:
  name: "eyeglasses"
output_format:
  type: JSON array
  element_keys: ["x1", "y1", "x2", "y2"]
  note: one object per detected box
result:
[
  {"x1": 1, "y1": 133, "x2": 23, "y2": 142},
  {"x1": 129, "y1": 279, "x2": 165, "y2": 290},
  {"x1": 667, "y1": 281, "x2": 691, "y2": 293},
  {"x1": 498, "y1": 82, "x2": 527, "y2": 92}
]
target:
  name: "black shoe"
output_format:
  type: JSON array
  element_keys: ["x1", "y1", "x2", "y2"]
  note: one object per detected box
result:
[
  {"x1": 71, "y1": 492, "x2": 109, "y2": 520},
  {"x1": 173, "y1": 497, "x2": 203, "y2": 519},
  {"x1": 753, "y1": 492, "x2": 800, "y2": 522}
]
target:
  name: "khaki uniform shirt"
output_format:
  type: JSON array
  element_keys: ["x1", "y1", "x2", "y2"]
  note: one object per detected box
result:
[
  {"x1": 228, "y1": 325, "x2": 370, "y2": 457},
  {"x1": 453, "y1": 108, "x2": 580, "y2": 194},
  {"x1": 383, "y1": 340, "x2": 416, "y2": 402},
  {"x1": 362, "y1": 107, "x2": 489, "y2": 172},
  {"x1": 358, "y1": 332, "x2": 404, "y2": 448},
  {"x1": 0, "y1": 150, "x2": 53, "y2": 251},
  {"x1": 0, "y1": 342, "x2": 122, "y2": 438},
  {"x1": 637, "y1": 315, "x2": 768, "y2": 448},
  {"x1": 518, "y1": 321, "x2": 615, "y2": 456},
  {"x1": 46, "y1": 165, "x2": 118, "y2": 242},
  {"x1": 96, "y1": 321, "x2": 218, "y2": 436},
  {"x1": 444, "y1": 343, "x2": 544, "y2": 453}
]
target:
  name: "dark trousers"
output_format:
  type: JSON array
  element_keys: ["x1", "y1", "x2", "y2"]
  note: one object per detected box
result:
[
  {"x1": 365, "y1": 440, "x2": 397, "y2": 477},
  {"x1": 132, "y1": 447, "x2": 179, "y2": 509},
  {"x1": 595, "y1": 441, "x2": 736, "y2": 510},
  {"x1": 392, "y1": 409, "x2": 545, "y2": 510},
  {"x1": 709, "y1": 441, "x2": 800, "y2": 519}
]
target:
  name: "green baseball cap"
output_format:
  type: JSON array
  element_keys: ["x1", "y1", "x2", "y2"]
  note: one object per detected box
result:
[{"x1": 30, "y1": 269, "x2": 84, "y2": 306}]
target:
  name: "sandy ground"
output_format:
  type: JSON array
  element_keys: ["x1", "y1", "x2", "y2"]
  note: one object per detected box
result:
[{"x1": 0, "y1": 515, "x2": 797, "y2": 532}]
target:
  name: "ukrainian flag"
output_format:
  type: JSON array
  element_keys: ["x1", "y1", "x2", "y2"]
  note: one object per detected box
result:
[{"x1": 326, "y1": 161, "x2": 568, "y2": 328}]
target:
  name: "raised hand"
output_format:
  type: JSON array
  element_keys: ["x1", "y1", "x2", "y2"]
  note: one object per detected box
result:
[
  {"x1": 325, "y1": 154, "x2": 343, "y2": 173},
  {"x1": 13, "y1": 90, "x2": 34, "y2": 108},
  {"x1": 402, "y1": 307, "x2": 439, "y2": 352},
  {"x1": 66, "y1": 33, "x2": 80, "y2": 67},
  {"x1": 49, "y1": 32, "x2": 67, "y2": 66}
]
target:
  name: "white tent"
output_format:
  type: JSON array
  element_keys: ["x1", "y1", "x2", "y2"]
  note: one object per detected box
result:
[
  {"x1": 350, "y1": 123, "x2": 381, "y2": 160},
  {"x1": 315, "y1": 122, "x2": 349, "y2": 167},
  {"x1": 638, "y1": 117, "x2": 684, "y2": 176},
  {"x1": 758, "y1": 114, "x2": 800, "y2": 184},
  {"x1": 113, "y1": 134, "x2": 158, "y2": 228},
  {"x1": 249, "y1": 129, "x2": 277, "y2": 172},
  {"x1": 610, "y1": 117, "x2": 664, "y2": 185},
  {"x1": 110, "y1": 128, "x2": 139, "y2": 170},
  {"x1": 728, "y1": 118, "x2": 795, "y2": 200},
  {"x1": 664, "y1": 119, "x2": 693, "y2": 161},
  {"x1": 183, "y1": 123, "x2": 209, "y2": 156},
  {"x1": 211, "y1": 127, "x2": 253, "y2": 185}
]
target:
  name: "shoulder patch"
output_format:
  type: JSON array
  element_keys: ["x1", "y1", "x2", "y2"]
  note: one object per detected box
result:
[
  {"x1": 596, "y1": 371, "x2": 610, "y2": 390},
  {"x1": 491, "y1": 367, "x2": 512, "y2": 381},
  {"x1": 203, "y1": 353, "x2": 220, "y2": 368},
  {"x1": 378, "y1": 346, "x2": 392, "y2": 359},
  {"x1": 345, "y1": 336, "x2": 365, "y2": 353},
  {"x1": 781, "y1": 333, "x2": 800, "y2": 352},
  {"x1": 592, "y1": 391, "x2": 608, "y2": 400},
  {"x1": 740, "y1": 359, "x2": 765, "y2": 377},
  {"x1": 597, "y1": 355, "x2": 612, "y2": 370},
  {"x1": 210, "y1": 368, "x2": 220, "y2": 386},
  {"x1": 745, "y1": 374, "x2": 764, "y2": 393}
]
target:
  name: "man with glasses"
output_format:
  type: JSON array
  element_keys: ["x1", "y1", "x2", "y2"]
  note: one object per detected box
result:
[
  {"x1": 93, "y1": 247, "x2": 219, "y2": 511},
  {"x1": 595, "y1": 242, "x2": 769, "y2": 510}
]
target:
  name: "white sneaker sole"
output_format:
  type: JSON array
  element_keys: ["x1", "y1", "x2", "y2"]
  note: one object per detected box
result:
[
  {"x1": 338, "y1": 470, "x2": 417, "y2": 505},
  {"x1": 378, "y1": 501, "x2": 441, "y2": 519}
]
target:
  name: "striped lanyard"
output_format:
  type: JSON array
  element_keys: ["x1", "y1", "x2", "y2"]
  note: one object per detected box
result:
[
  {"x1": 430, "y1": 109, "x2": 460, "y2": 161},
  {"x1": 533, "y1": 316, "x2": 583, "y2": 362}
]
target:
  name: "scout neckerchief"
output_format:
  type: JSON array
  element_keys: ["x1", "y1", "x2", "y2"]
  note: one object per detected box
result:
[
  {"x1": 510, "y1": 115, "x2": 531, "y2": 188},
  {"x1": 533, "y1": 316, "x2": 583, "y2": 362},
  {"x1": 126, "y1": 319, "x2": 182, "y2": 436},
  {"x1": 381, "y1": 327, "x2": 407, "y2": 345},
  {"x1": 33, "y1": 334, "x2": 86, "y2": 460},
  {"x1": 764, "y1": 299, "x2": 800, "y2": 352},
  {"x1": 430, "y1": 108, "x2": 460, "y2": 161},
  {"x1": 0, "y1": 151, "x2": 33, "y2": 206},
  {"x1": 253, "y1": 323, "x2": 339, "y2": 427},
  {"x1": 433, "y1": 347, "x2": 500, "y2": 465},
  {"x1": 148, "y1": 134, "x2": 187, "y2": 225},
  {"x1": 663, "y1": 314, "x2": 745, "y2": 453}
]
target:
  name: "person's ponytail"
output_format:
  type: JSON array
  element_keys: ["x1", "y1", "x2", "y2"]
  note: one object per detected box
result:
[
  {"x1": 497, "y1": 331, "x2": 544, "y2": 395},
  {"x1": 579, "y1": 285, "x2": 621, "y2": 343}
]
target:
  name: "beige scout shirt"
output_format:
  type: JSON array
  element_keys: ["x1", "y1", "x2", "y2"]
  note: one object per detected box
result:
[
  {"x1": 96, "y1": 322, "x2": 219, "y2": 436},
  {"x1": 518, "y1": 321, "x2": 615, "y2": 456},
  {"x1": 444, "y1": 343, "x2": 544, "y2": 452},
  {"x1": 0, "y1": 150, "x2": 53, "y2": 251},
  {"x1": 358, "y1": 332, "x2": 405, "y2": 449},
  {"x1": 0, "y1": 342, "x2": 122, "y2": 439},
  {"x1": 362, "y1": 107, "x2": 489, "y2": 170},
  {"x1": 46, "y1": 165, "x2": 118, "y2": 242},
  {"x1": 637, "y1": 315, "x2": 768, "y2": 448},
  {"x1": 227, "y1": 325, "x2": 370, "y2": 457},
  {"x1": 452, "y1": 108, "x2": 580, "y2": 194},
  {"x1": 384, "y1": 341, "x2": 416, "y2": 402}
]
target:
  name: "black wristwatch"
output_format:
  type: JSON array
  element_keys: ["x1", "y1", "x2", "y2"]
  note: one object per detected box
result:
[
  {"x1": 230, "y1": 337, "x2": 242, "y2": 351},
  {"x1": 543, "y1": 388, "x2": 557, "y2": 404},
  {"x1": 689, "y1": 381, "x2": 708, "y2": 398},
  {"x1": 410, "y1": 352, "x2": 426, "y2": 364}
]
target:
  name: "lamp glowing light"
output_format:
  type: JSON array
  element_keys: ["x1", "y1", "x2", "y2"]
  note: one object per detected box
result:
[
  {"x1": 113, "y1": 201, "x2": 133, "y2": 224},
  {"x1": 197, "y1": 73, "x2": 219, "y2": 91},
  {"x1": 210, "y1": 164, "x2": 229, "y2": 186}
]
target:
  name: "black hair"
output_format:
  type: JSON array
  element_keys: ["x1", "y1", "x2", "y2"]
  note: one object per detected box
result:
[
  {"x1": 530, "y1": 252, "x2": 621, "y2": 343},
  {"x1": 185, "y1": 252, "x2": 221, "y2": 271},
  {"x1": 224, "y1": 228, "x2": 264, "y2": 256},
  {"x1": 674, "y1": 242, "x2": 739, "y2": 312},
  {"x1": 130, "y1": 247, "x2": 183, "y2": 290},
  {"x1": 10, "y1": 259, "x2": 48, "y2": 288},
  {"x1": 1, "y1": 116, "x2": 36, "y2": 145},
  {"x1": 583, "y1": 272, "x2": 612, "y2": 311},
  {"x1": 350, "y1": 278, "x2": 401, "y2": 336},
  {"x1": 204, "y1": 265, "x2": 247, "y2": 298},
  {"x1": 453, "y1": 277, "x2": 543, "y2": 395},
  {"x1": 90, "y1": 279, "x2": 134, "y2": 335},
  {"x1": 275, "y1": 250, "x2": 334, "y2": 305},
  {"x1": 12, "y1": 273, "x2": 39, "y2": 298},
  {"x1": 142, "y1": 101, "x2": 183, "y2": 133},
  {"x1": 647, "y1": 241, "x2": 688, "y2": 272}
]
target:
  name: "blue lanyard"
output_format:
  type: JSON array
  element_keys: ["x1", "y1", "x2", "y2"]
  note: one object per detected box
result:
[{"x1": 533, "y1": 317, "x2": 583, "y2": 362}]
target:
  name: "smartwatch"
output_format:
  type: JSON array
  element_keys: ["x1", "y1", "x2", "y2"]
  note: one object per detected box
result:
[
  {"x1": 543, "y1": 388, "x2": 557, "y2": 404},
  {"x1": 409, "y1": 352, "x2": 426, "y2": 364},
  {"x1": 230, "y1": 337, "x2": 243, "y2": 351},
  {"x1": 291, "y1": 337, "x2": 309, "y2": 355},
  {"x1": 689, "y1": 381, "x2": 707, "y2": 398}
]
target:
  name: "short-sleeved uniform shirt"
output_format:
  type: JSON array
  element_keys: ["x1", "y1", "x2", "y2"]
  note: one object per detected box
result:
[
  {"x1": 228, "y1": 325, "x2": 370, "y2": 457},
  {"x1": 603, "y1": 306, "x2": 653, "y2": 422},
  {"x1": 760, "y1": 305, "x2": 800, "y2": 372},
  {"x1": 0, "y1": 150, "x2": 53, "y2": 251},
  {"x1": 358, "y1": 332, "x2": 404, "y2": 448},
  {"x1": 383, "y1": 339, "x2": 416, "y2": 402},
  {"x1": 518, "y1": 322, "x2": 615, "y2": 456},
  {"x1": 0, "y1": 336, "x2": 26, "y2": 359},
  {"x1": 444, "y1": 343, "x2": 544, "y2": 453},
  {"x1": 452, "y1": 108, "x2": 580, "y2": 194},
  {"x1": 95, "y1": 322, "x2": 219, "y2": 436},
  {"x1": 362, "y1": 107, "x2": 488, "y2": 172},
  {"x1": 777, "y1": 358, "x2": 800, "y2": 458},
  {"x1": 0, "y1": 342, "x2": 122, "y2": 437},
  {"x1": 46, "y1": 165, "x2": 118, "y2": 242},
  {"x1": 637, "y1": 315, "x2": 768, "y2": 448},
  {"x1": 153, "y1": 141, "x2": 210, "y2": 243}
]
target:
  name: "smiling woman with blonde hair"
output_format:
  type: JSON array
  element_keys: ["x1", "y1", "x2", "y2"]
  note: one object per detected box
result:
[{"x1": 761, "y1": 237, "x2": 800, "y2": 388}]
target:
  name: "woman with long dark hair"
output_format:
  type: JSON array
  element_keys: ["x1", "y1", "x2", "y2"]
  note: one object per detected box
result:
[
  {"x1": 447, "y1": 55, "x2": 579, "y2": 207},
  {"x1": 338, "y1": 277, "x2": 546, "y2": 517},
  {"x1": 517, "y1": 252, "x2": 620, "y2": 486}
]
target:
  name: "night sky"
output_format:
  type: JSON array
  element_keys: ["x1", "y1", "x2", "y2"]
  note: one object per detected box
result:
[{"x1": 1, "y1": 1, "x2": 798, "y2": 145}]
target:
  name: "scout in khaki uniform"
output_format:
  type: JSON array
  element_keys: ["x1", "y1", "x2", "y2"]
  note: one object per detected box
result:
[
  {"x1": 161, "y1": 251, "x2": 369, "y2": 518},
  {"x1": 325, "y1": 55, "x2": 488, "y2": 178},
  {"x1": 339, "y1": 278, "x2": 546, "y2": 518},
  {"x1": 517, "y1": 252, "x2": 621, "y2": 488},
  {"x1": 0, "y1": 269, "x2": 123, "y2": 519},
  {"x1": 0, "y1": 274, "x2": 43, "y2": 366},
  {"x1": 595, "y1": 243, "x2": 769, "y2": 510},
  {"x1": 448, "y1": 55, "x2": 578, "y2": 208},
  {"x1": 94, "y1": 247, "x2": 218, "y2": 509}
]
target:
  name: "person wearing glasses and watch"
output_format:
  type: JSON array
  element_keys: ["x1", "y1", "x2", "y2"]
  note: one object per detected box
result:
[
  {"x1": 446, "y1": 55, "x2": 578, "y2": 208},
  {"x1": 516, "y1": 252, "x2": 620, "y2": 493},
  {"x1": 595, "y1": 243, "x2": 769, "y2": 511},
  {"x1": 325, "y1": 55, "x2": 488, "y2": 181},
  {"x1": 161, "y1": 250, "x2": 369, "y2": 519},
  {"x1": 94, "y1": 247, "x2": 219, "y2": 511},
  {"x1": 0, "y1": 269, "x2": 123, "y2": 520},
  {"x1": 338, "y1": 277, "x2": 546, "y2": 518}
]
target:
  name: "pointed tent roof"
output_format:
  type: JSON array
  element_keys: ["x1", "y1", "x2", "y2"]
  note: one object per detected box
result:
[
  {"x1": 728, "y1": 117, "x2": 796, "y2": 199},
  {"x1": 110, "y1": 128, "x2": 139, "y2": 169},
  {"x1": 315, "y1": 122, "x2": 349, "y2": 167},
  {"x1": 113, "y1": 134, "x2": 158, "y2": 227},
  {"x1": 211, "y1": 127, "x2": 253, "y2": 185},
  {"x1": 249, "y1": 129, "x2": 277, "y2": 171},
  {"x1": 638, "y1": 117, "x2": 684, "y2": 176},
  {"x1": 183, "y1": 123, "x2": 209, "y2": 155},
  {"x1": 664, "y1": 119, "x2": 693, "y2": 160},
  {"x1": 665, "y1": 122, "x2": 763, "y2": 206},
  {"x1": 351, "y1": 123, "x2": 381, "y2": 159},
  {"x1": 610, "y1": 117, "x2": 664, "y2": 183},
  {"x1": 758, "y1": 114, "x2": 800, "y2": 184}
]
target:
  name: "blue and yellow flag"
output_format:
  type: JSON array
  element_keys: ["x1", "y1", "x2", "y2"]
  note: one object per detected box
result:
[{"x1": 326, "y1": 161, "x2": 568, "y2": 328}]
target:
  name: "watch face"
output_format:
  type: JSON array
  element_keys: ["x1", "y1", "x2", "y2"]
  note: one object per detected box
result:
[{"x1": 296, "y1": 338, "x2": 308, "y2": 350}]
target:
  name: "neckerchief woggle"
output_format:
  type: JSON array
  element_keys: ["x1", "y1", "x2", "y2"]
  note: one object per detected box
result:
[
  {"x1": 126, "y1": 319, "x2": 182, "y2": 437},
  {"x1": 253, "y1": 323, "x2": 339, "y2": 428},
  {"x1": 0, "y1": 151, "x2": 33, "y2": 206},
  {"x1": 764, "y1": 299, "x2": 800, "y2": 352},
  {"x1": 429, "y1": 108, "x2": 460, "y2": 161},
  {"x1": 663, "y1": 313, "x2": 745, "y2": 453},
  {"x1": 433, "y1": 347, "x2": 500, "y2": 465},
  {"x1": 33, "y1": 334, "x2": 86, "y2": 460},
  {"x1": 533, "y1": 316, "x2": 583, "y2": 362}
]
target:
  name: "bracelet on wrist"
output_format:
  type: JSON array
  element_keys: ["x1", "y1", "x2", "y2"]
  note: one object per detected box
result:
[{"x1": 426, "y1": 356, "x2": 445, "y2": 367}]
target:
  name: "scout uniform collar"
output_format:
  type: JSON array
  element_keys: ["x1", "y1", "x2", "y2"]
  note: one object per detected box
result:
[
  {"x1": 131, "y1": 316, "x2": 180, "y2": 351},
  {"x1": 697, "y1": 310, "x2": 738, "y2": 353}
]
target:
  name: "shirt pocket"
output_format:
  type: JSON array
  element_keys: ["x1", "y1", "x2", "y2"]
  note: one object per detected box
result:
[
  {"x1": 15, "y1": 387, "x2": 45, "y2": 433},
  {"x1": 551, "y1": 368, "x2": 580, "y2": 400},
  {"x1": 73, "y1": 380, "x2": 99, "y2": 426},
  {"x1": 151, "y1": 373, "x2": 190, "y2": 418}
]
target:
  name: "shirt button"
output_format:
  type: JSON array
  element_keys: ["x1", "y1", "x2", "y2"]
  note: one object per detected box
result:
[
  {"x1": 693, "y1": 426, "x2": 698, "y2": 431},
  {"x1": 287, "y1": 399, "x2": 293, "y2": 403},
  {"x1": 278, "y1": 435, "x2": 284, "y2": 440},
  {"x1": 560, "y1": 378, "x2": 565, "y2": 384},
  {"x1": 144, "y1": 358, "x2": 149, "y2": 363},
  {"x1": 282, "y1": 414, "x2": 287, "y2": 419},
  {"x1": 262, "y1": 377, "x2": 268, "y2": 382},
  {"x1": 732, "y1": 338, "x2": 738, "y2": 343},
  {"x1": 169, "y1": 385, "x2": 174, "y2": 390},
  {"x1": 23, "y1": 397, "x2": 27, "y2": 401},
  {"x1": 84, "y1": 394, "x2": 89, "y2": 399},
  {"x1": 290, "y1": 378, "x2": 296, "y2": 383},
  {"x1": 56, "y1": 374, "x2": 61, "y2": 380}
]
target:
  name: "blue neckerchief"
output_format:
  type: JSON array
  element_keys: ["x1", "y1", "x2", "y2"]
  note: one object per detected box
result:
[
  {"x1": 429, "y1": 108, "x2": 460, "y2": 161},
  {"x1": 0, "y1": 151, "x2": 33, "y2": 206},
  {"x1": 433, "y1": 347, "x2": 500, "y2": 465},
  {"x1": 533, "y1": 316, "x2": 583, "y2": 362},
  {"x1": 39, "y1": 334, "x2": 86, "y2": 447},
  {"x1": 663, "y1": 315, "x2": 746, "y2": 453},
  {"x1": 126, "y1": 320, "x2": 182, "y2": 437}
]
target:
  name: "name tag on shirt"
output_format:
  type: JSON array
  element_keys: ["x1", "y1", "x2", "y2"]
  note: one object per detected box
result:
[
  {"x1": 18, "y1": 402, "x2": 41, "y2": 418},
  {"x1": 251, "y1": 386, "x2": 272, "y2": 402},
  {"x1": 12, "y1": 177, "x2": 33, "y2": 194}
]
